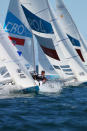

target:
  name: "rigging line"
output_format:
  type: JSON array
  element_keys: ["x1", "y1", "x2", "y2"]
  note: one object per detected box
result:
[
  {"x1": 21, "y1": 3, "x2": 48, "y2": 16},
  {"x1": 54, "y1": 38, "x2": 69, "y2": 47},
  {"x1": 46, "y1": 52, "x2": 79, "y2": 61},
  {"x1": 66, "y1": 54, "x2": 81, "y2": 60},
  {"x1": 35, "y1": 8, "x2": 48, "y2": 15}
]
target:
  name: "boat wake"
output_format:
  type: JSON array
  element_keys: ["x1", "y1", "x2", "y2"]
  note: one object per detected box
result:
[
  {"x1": 0, "y1": 85, "x2": 29, "y2": 99},
  {"x1": 0, "y1": 79, "x2": 83, "y2": 98},
  {"x1": 0, "y1": 85, "x2": 36, "y2": 99},
  {"x1": 39, "y1": 80, "x2": 63, "y2": 93},
  {"x1": 0, "y1": 85, "x2": 16, "y2": 99},
  {"x1": 0, "y1": 80, "x2": 64, "y2": 98}
]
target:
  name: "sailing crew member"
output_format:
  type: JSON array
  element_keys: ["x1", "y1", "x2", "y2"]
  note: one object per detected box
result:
[
  {"x1": 41, "y1": 71, "x2": 47, "y2": 83},
  {"x1": 32, "y1": 70, "x2": 47, "y2": 83}
]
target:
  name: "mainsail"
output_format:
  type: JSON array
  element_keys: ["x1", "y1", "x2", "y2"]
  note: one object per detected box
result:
[
  {"x1": 4, "y1": 0, "x2": 35, "y2": 72},
  {"x1": 56, "y1": 0, "x2": 87, "y2": 65},
  {"x1": 0, "y1": 25, "x2": 38, "y2": 91}
]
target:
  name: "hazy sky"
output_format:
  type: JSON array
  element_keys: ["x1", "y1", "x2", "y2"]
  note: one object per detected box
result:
[{"x1": 0, "y1": 0, "x2": 87, "y2": 40}]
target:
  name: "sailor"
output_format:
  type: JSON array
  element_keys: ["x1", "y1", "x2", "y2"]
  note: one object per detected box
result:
[
  {"x1": 41, "y1": 71, "x2": 47, "y2": 83},
  {"x1": 32, "y1": 70, "x2": 47, "y2": 83}
]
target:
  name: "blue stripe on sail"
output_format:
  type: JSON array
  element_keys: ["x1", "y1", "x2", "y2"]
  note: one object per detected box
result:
[
  {"x1": 65, "y1": 73, "x2": 74, "y2": 75},
  {"x1": 53, "y1": 65, "x2": 61, "y2": 70},
  {"x1": 67, "y1": 34, "x2": 80, "y2": 47},
  {"x1": 21, "y1": 5, "x2": 54, "y2": 34},
  {"x1": 60, "y1": 65, "x2": 70, "y2": 68},
  {"x1": 63, "y1": 69, "x2": 72, "y2": 72},
  {"x1": 4, "y1": 11, "x2": 32, "y2": 38}
]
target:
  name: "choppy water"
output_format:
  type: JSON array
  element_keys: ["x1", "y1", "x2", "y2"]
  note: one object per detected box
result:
[{"x1": 0, "y1": 83, "x2": 87, "y2": 131}]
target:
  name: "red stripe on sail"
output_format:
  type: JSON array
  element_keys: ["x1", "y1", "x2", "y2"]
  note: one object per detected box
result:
[
  {"x1": 41, "y1": 45, "x2": 60, "y2": 61},
  {"x1": 8, "y1": 36, "x2": 25, "y2": 46},
  {"x1": 76, "y1": 49, "x2": 85, "y2": 62}
]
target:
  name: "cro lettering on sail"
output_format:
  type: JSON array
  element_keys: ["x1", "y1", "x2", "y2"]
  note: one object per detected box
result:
[
  {"x1": 4, "y1": 11, "x2": 32, "y2": 38},
  {"x1": 5, "y1": 22, "x2": 25, "y2": 35}
]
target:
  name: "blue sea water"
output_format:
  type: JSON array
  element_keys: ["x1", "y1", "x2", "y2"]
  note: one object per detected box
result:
[{"x1": 0, "y1": 84, "x2": 87, "y2": 131}]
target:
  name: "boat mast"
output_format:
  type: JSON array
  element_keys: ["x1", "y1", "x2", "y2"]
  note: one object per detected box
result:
[{"x1": 32, "y1": 35, "x2": 38, "y2": 74}]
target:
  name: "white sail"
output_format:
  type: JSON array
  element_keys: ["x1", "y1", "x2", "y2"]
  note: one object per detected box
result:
[
  {"x1": 0, "y1": 25, "x2": 39, "y2": 92},
  {"x1": 79, "y1": 33, "x2": 87, "y2": 67},
  {"x1": 0, "y1": 62, "x2": 12, "y2": 85},
  {"x1": 46, "y1": 0, "x2": 87, "y2": 83},
  {"x1": 4, "y1": 0, "x2": 35, "y2": 72},
  {"x1": 56, "y1": 0, "x2": 87, "y2": 65},
  {"x1": 20, "y1": 0, "x2": 76, "y2": 80},
  {"x1": 37, "y1": 43, "x2": 60, "y2": 79}
]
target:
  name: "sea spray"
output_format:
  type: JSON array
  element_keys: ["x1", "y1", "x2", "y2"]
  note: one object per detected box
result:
[{"x1": 39, "y1": 80, "x2": 63, "y2": 93}]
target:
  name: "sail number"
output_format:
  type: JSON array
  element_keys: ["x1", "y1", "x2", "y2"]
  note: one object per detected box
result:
[{"x1": 5, "y1": 22, "x2": 25, "y2": 35}]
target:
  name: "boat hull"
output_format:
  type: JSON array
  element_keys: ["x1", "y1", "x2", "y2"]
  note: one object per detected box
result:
[
  {"x1": 21, "y1": 86, "x2": 39, "y2": 94},
  {"x1": 0, "y1": 84, "x2": 39, "y2": 94}
]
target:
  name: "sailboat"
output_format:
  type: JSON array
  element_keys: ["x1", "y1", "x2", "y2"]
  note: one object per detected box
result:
[
  {"x1": 5, "y1": 0, "x2": 60, "y2": 82},
  {"x1": 20, "y1": 0, "x2": 87, "y2": 85},
  {"x1": 0, "y1": 24, "x2": 39, "y2": 93},
  {"x1": 20, "y1": 0, "x2": 75, "y2": 81}
]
